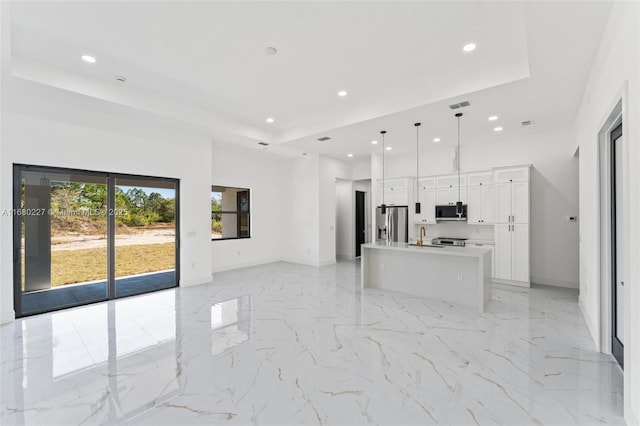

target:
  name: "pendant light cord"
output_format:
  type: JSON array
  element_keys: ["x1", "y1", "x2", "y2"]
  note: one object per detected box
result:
[
  {"x1": 381, "y1": 130, "x2": 386, "y2": 205},
  {"x1": 457, "y1": 114, "x2": 461, "y2": 202},
  {"x1": 415, "y1": 123, "x2": 421, "y2": 202}
]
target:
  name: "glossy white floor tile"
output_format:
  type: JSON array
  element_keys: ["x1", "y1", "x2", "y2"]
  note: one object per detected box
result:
[{"x1": 0, "y1": 261, "x2": 624, "y2": 425}]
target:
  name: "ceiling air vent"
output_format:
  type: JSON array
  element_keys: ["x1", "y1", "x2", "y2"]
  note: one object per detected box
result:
[
  {"x1": 521, "y1": 120, "x2": 533, "y2": 126},
  {"x1": 258, "y1": 141, "x2": 269, "y2": 146},
  {"x1": 448, "y1": 100, "x2": 471, "y2": 110},
  {"x1": 317, "y1": 136, "x2": 331, "y2": 141}
]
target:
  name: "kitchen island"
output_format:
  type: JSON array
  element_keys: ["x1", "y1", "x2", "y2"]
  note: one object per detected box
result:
[{"x1": 361, "y1": 242, "x2": 492, "y2": 312}]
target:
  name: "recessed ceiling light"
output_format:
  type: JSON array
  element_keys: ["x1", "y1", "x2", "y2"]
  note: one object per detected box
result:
[
  {"x1": 266, "y1": 117, "x2": 275, "y2": 123},
  {"x1": 386, "y1": 146, "x2": 392, "y2": 151},
  {"x1": 371, "y1": 140, "x2": 378, "y2": 145},
  {"x1": 463, "y1": 43, "x2": 477, "y2": 52},
  {"x1": 347, "y1": 153, "x2": 354, "y2": 158},
  {"x1": 266, "y1": 46, "x2": 278, "y2": 55},
  {"x1": 494, "y1": 126, "x2": 503, "y2": 132},
  {"x1": 81, "y1": 55, "x2": 96, "y2": 63},
  {"x1": 338, "y1": 90, "x2": 348, "y2": 97},
  {"x1": 488, "y1": 115, "x2": 498, "y2": 121},
  {"x1": 433, "y1": 138, "x2": 441, "y2": 143}
]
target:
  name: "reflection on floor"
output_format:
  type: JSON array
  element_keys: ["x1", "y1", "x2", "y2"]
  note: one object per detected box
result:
[
  {"x1": 0, "y1": 261, "x2": 624, "y2": 425},
  {"x1": 20, "y1": 270, "x2": 176, "y2": 315}
]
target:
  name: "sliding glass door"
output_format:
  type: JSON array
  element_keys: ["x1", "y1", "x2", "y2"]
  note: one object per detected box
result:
[
  {"x1": 16, "y1": 169, "x2": 109, "y2": 316},
  {"x1": 13, "y1": 165, "x2": 179, "y2": 317},
  {"x1": 114, "y1": 178, "x2": 177, "y2": 298}
]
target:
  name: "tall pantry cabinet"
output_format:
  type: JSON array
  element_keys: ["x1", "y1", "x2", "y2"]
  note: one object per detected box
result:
[{"x1": 493, "y1": 166, "x2": 530, "y2": 286}]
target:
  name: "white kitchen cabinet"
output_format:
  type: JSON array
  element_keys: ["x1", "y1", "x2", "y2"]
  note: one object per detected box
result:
[
  {"x1": 414, "y1": 178, "x2": 436, "y2": 224},
  {"x1": 494, "y1": 225, "x2": 512, "y2": 280},
  {"x1": 494, "y1": 166, "x2": 529, "y2": 183},
  {"x1": 467, "y1": 184, "x2": 495, "y2": 224},
  {"x1": 467, "y1": 171, "x2": 493, "y2": 186},
  {"x1": 436, "y1": 174, "x2": 467, "y2": 188},
  {"x1": 384, "y1": 186, "x2": 408, "y2": 206},
  {"x1": 512, "y1": 224, "x2": 530, "y2": 282},
  {"x1": 496, "y1": 181, "x2": 529, "y2": 223},
  {"x1": 377, "y1": 178, "x2": 411, "y2": 206},
  {"x1": 494, "y1": 224, "x2": 529, "y2": 284},
  {"x1": 493, "y1": 165, "x2": 530, "y2": 286},
  {"x1": 415, "y1": 188, "x2": 436, "y2": 224},
  {"x1": 436, "y1": 186, "x2": 467, "y2": 206}
]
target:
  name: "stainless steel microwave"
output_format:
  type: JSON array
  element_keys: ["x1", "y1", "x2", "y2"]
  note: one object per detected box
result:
[{"x1": 435, "y1": 204, "x2": 468, "y2": 221}]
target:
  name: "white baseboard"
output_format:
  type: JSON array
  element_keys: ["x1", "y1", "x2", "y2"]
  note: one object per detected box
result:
[
  {"x1": 0, "y1": 309, "x2": 15, "y2": 324},
  {"x1": 318, "y1": 258, "x2": 336, "y2": 267},
  {"x1": 579, "y1": 295, "x2": 600, "y2": 352},
  {"x1": 531, "y1": 276, "x2": 579, "y2": 289},
  {"x1": 212, "y1": 257, "x2": 282, "y2": 273},
  {"x1": 336, "y1": 254, "x2": 355, "y2": 261},
  {"x1": 493, "y1": 278, "x2": 530, "y2": 288},
  {"x1": 180, "y1": 274, "x2": 212, "y2": 287}
]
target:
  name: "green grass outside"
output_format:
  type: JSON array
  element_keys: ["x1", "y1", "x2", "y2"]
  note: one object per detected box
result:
[{"x1": 49, "y1": 242, "x2": 175, "y2": 286}]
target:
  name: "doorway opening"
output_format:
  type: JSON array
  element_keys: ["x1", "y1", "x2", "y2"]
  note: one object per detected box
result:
[
  {"x1": 355, "y1": 191, "x2": 366, "y2": 257},
  {"x1": 610, "y1": 123, "x2": 624, "y2": 369},
  {"x1": 597, "y1": 96, "x2": 625, "y2": 371},
  {"x1": 13, "y1": 164, "x2": 180, "y2": 317}
]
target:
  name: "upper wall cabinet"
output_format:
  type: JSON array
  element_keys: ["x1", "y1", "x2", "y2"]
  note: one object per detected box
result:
[
  {"x1": 415, "y1": 177, "x2": 437, "y2": 224},
  {"x1": 435, "y1": 174, "x2": 467, "y2": 206},
  {"x1": 436, "y1": 186, "x2": 468, "y2": 206},
  {"x1": 377, "y1": 178, "x2": 411, "y2": 206},
  {"x1": 467, "y1": 171, "x2": 496, "y2": 224},
  {"x1": 494, "y1": 166, "x2": 530, "y2": 223},
  {"x1": 436, "y1": 174, "x2": 467, "y2": 188},
  {"x1": 467, "y1": 183, "x2": 496, "y2": 224},
  {"x1": 467, "y1": 171, "x2": 493, "y2": 186},
  {"x1": 494, "y1": 166, "x2": 529, "y2": 183}
]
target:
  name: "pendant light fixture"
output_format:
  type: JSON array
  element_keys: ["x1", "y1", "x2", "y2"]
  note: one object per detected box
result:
[
  {"x1": 455, "y1": 113, "x2": 463, "y2": 217},
  {"x1": 414, "y1": 122, "x2": 421, "y2": 214},
  {"x1": 380, "y1": 130, "x2": 387, "y2": 215}
]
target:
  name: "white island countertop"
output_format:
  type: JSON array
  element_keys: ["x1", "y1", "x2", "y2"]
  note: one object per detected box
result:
[
  {"x1": 361, "y1": 241, "x2": 490, "y2": 257},
  {"x1": 361, "y1": 241, "x2": 492, "y2": 311}
]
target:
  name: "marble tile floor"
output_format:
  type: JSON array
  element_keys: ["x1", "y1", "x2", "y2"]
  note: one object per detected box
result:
[{"x1": 0, "y1": 260, "x2": 624, "y2": 425}]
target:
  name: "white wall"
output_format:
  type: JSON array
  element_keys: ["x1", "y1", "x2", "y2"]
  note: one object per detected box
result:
[
  {"x1": 0, "y1": 78, "x2": 213, "y2": 323},
  {"x1": 574, "y1": 2, "x2": 639, "y2": 424},
  {"x1": 352, "y1": 157, "x2": 372, "y2": 180},
  {"x1": 284, "y1": 154, "x2": 321, "y2": 265},
  {"x1": 319, "y1": 156, "x2": 352, "y2": 265},
  {"x1": 380, "y1": 127, "x2": 580, "y2": 289},
  {"x1": 335, "y1": 180, "x2": 353, "y2": 258},
  {"x1": 211, "y1": 142, "x2": 288, "y2": 272}
]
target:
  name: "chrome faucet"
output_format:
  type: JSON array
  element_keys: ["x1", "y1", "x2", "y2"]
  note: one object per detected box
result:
[{"x1": 418, "y1": 226, "x2": 426, "y2": 247}]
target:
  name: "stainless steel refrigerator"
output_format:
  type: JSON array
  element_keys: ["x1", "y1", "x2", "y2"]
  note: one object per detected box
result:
[{"x1": 376, "y1": 206, "x2": 409, "y2": 243}]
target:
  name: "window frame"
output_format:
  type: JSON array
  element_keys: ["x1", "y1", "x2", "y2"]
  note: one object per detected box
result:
[{"x1": 211, "y1": 185, "x2": 251, "y2": 241}]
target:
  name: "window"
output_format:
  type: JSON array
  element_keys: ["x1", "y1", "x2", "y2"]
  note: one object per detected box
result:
[{"x1": 211, "y1": 186, "x2": 250, "y2": 240}]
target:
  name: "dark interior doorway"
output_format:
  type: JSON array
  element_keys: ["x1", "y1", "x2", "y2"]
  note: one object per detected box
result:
[
  {"x1": 355, "y1": 191, "x2": 365, "y2": 257},
  {"x1": 610, "y1": 123, "x2": 624, "y2": 369}
]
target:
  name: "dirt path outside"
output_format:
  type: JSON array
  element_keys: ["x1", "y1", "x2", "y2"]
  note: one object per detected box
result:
[{"x1": 49, "y1": 229, "x2": 176, "y2": 251}]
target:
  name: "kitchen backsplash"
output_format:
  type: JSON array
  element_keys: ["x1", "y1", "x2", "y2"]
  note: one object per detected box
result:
[{"x1": 414, "y1": 222, "x2": 494, "y2": 241}]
